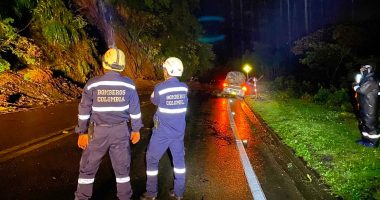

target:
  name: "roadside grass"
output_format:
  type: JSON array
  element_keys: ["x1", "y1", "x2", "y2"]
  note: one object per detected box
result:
[{"x1": 245, "y1": 94, "x2": 380, "y2": 200}]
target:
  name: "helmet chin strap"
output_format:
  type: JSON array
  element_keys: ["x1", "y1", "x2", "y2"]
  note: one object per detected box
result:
[{"x1": 115, "y1": 48, "x2": 119, "y2": 65}]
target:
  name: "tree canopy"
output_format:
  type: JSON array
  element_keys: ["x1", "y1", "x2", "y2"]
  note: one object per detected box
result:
[{"x1": 0, "y1": 0, "x2": 214, "y2": 82}]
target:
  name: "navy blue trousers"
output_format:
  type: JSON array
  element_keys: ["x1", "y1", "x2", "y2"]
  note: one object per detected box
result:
[
  {"x1": 145, "y1": 131, "x2": 186, "y2": 197},
  {"x1": 75, "y1": 123, "x2": 132, "y2": 200}
]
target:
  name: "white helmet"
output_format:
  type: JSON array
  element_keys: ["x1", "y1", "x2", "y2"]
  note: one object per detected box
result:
[
  {"x1": 360, "y1": 64, "x2": 373, "y2": 76},
  {"x1": 162, "y1": 57, "x2": 184, "y2": 77}
]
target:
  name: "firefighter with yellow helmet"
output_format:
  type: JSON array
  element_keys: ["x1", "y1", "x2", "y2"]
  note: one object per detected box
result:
[{"x1": 74, "y1": 48, "x2": 143, "y2": 200}]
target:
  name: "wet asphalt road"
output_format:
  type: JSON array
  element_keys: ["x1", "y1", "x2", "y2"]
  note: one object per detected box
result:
[
  {"x1": 0, "y1": 92, "x2": 334, "y2": 200},
  {"x1": 0, "y1": 102, "x2": 78, "y2": 151}
]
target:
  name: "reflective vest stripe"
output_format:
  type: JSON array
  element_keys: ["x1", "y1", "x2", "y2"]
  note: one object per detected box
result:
[
  {"x1": 158, "y1": 107, "x2": 187, "y2": 114},
  {"x1": 158, "y1": 87, "x2": 188, "y2": 95},
  {"x1": 78, "y1": 115, "x2": 90, "y2": 120},
  {"x1": 173, "y1": 168, "x2": 186, "y2": 174},
  {"x1": 92, "y1": 105, "x2": 129, "y2": 112},
  {"x1": 130, "y1": 113, "x2": 141, "y2": 119},
  {"x1": 116, "y1": 177, "x2": 130, "y2": 183},
  {"x1": 147, "y1": 170, "x2": 159, "y2": 176},
  {"x1": 87, "y1": 81, "x2": 135, "y2": 90},
  {"x1": 362, "y1": 132, "x2": 380, "y2": 139},
  {"x1": 78, "y1": 178, "x2": 94, "y2": 184}
]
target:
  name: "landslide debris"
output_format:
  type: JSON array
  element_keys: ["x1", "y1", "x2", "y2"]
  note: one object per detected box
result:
[{"x1": 0, "y1": 69, "x2": 81, "y2": 113}]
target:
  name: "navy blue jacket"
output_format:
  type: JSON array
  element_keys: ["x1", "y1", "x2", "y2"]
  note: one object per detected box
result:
[
  {"x1": 75, "y1": 71, "x2": 143, "y2": 134},
  {"x1": 151, "y1": 77, "x2": 188, "y2": 136}
]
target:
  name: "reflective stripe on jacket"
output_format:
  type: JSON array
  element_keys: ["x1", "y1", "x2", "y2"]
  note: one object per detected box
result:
[
  {"x1": 151, "y1": 77, "x2": 188, "y2": 135},
  {"x1": 75, "y1": 71, "x2": 143, "y2": 133}
]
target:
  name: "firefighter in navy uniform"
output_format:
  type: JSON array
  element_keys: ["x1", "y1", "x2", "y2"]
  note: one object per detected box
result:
[
  {"x1": 353, "y1": 64, "x2": 380, "y2": 147},
  {"x1": 140, "y1": 57, "x2": 188, "y2": 200},
  {"x1": 74, "y1": 48, "x2": 143, "y2": 200}
]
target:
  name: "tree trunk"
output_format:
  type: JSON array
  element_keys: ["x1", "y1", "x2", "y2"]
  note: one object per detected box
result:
[
  {"x1": 351, "y1": 0, "x2": 355, "y2": 21},
  {"x1": 304, "y1": 0, "x2": 309, "y2": 33},
  {"x1": 287, "y1": 0, "x2": 291, "y2": 44},
  {"x1": 292, "y1": 0, "x2": 297, "y2": 38}
]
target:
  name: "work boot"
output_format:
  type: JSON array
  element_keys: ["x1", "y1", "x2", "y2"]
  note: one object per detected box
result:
[
  {"x1": 356, "y1": 139, "x2": 378, "y2": 148},
  {"x1": 169, "y1": 190, "x2": 183, "y2": 200},
  {"x1": 140, "y1": 192, "x2": 157, "y2": 200}
]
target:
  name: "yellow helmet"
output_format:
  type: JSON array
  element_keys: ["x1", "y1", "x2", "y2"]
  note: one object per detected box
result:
[{"x1": 102, "y1": 48, "x2": 126, "y2": 72}]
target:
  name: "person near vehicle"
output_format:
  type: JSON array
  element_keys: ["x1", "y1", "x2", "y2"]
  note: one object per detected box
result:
[
  {"x1": 140, "y1": 57, "x2": 188, "y2": 200},
  {"x1": 353, "y1": 64, "x2": 380, "y2": 147},
  {"x1": 74, "y1": 48, "x2": 143, "y2": 200},
  {"x1": 246, "y1": 77, "x2": 256, "y2": 95}
]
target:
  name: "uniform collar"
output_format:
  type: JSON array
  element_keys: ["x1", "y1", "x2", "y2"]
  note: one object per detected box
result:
[
  {"x1": 104, "y1": 71, "x2": 121, "y2": 76},
  {"x1": 165, "y1": 77, "x2": 179, "y2": 82}
]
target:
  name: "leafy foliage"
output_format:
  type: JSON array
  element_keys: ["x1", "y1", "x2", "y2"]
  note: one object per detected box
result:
[
  {"x1": 2, "y1": 0, "x2": 213, "y2": 82},
  {"x1": 93, "y1": 0, "x2": 213, "y2": 79},
  {"x1": 0, "y1": 58, "x2": 10, "y2": 72},
  {"x1": 33, "y1": 0, "x2": 86, "y2": 48},
  {"x1": 271, "y1": 76, "x2": 352, "y2": 112},
  {"x1": 313, "y1": 87, "x2": 332, "y2": 104},
  {"x1": 293, "y1": 23, "x2": 380, "y2": 87},
  {"x1": 299, "y1": 42, "x2": 351, "y2": 85},
  {"x1": 27, "y1": 0, "x2": 99, "y2": 83},
  {"x1": 0, "y1": 17, "x2": 42, "y2": 69},
  {"x1": 12, "y1": 0, "x2": 36, "y2": 21}
]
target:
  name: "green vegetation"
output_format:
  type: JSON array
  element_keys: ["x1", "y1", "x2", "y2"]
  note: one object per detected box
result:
[
  {"x1": 98, "y1": 0, "x2": 215, "y2": 79},
  {"x1": 0, "y1": 0, "x2": 214, "y2": 82},
  {"x1": 33, "y1": 0, "x2": 87, "y2": 48},
  {"x1": 0, "y1": 0, "x2": 98, "y2": 83},
  {"x1": 245, "y1": 93, "x2": 380, "y2": 199},
  {"x1": 271, "y1": 76, "x2": 352, "y2": 112},
  {"x1": 31, "y1": 0, "x2": 98, "y2": 83},
  {"x1": 0, "y1": 58, "x2": 10, "y2": 72},
  {"x1": 0, "y1": 17, "x2": 41, "y2": 69},
  {"x1": 291, "y1": 23, "x2": 380, "y2": 87}
]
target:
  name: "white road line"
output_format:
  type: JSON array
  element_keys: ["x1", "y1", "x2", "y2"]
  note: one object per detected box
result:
[
  {"x1": 0, "y1": 98, "x2": 151, "y2": 163},
  {"x1": 0, "y1": 99, "x2": 151, "y2": 163},
  {"x1": 227, "y1": 99, "x2": 267, "y2": 200},
  {"x1": 0, "y1": 127, "x2": 75, "y2": 163},
  {"x1": 0, "y1": 126, "x2": 74, "y2": 157}
]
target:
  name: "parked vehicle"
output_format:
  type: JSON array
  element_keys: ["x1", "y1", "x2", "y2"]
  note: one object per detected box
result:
[{"x1": 221, "y1": 71, "x2": 247, "y2": 97}]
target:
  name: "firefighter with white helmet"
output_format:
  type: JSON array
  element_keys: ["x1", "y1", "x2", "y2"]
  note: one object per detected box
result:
[
  {"x1": 74, "y1": 48, "x2": 143, "y2": 199},
  {"x1": 140, "y1": 57, "x2": 188, "y2": 200},
  {"x1": 353, "y1": 64, "x2": 380, "y2": 147}
]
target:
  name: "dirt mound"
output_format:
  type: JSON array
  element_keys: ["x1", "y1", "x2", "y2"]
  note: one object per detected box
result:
[
  {"x1": 0, "y1": 70, "x2": 160, "y2": 113},
  {"x1": 0, "y1": 70, "x2": 82, "y2": 113}
]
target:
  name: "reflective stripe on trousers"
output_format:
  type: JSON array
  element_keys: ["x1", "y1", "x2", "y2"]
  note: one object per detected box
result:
[
  {"x1": 145, "y1": 133, "x2": 186, "y2": 197},
  {"x1": 362, "y1": 132, "x2": 380, "y2": 139},
  {"x1": 75, "y1": 123, "x2": 132, "y2": 200},
  {"x1": 78, "y1": 178, "x2": 94, "y2": 184}
]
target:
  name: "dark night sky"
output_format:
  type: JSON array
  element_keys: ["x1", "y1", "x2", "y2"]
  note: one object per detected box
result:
[{"x1": 198, "y1": 0, "x2": 380, "y2": 66}]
